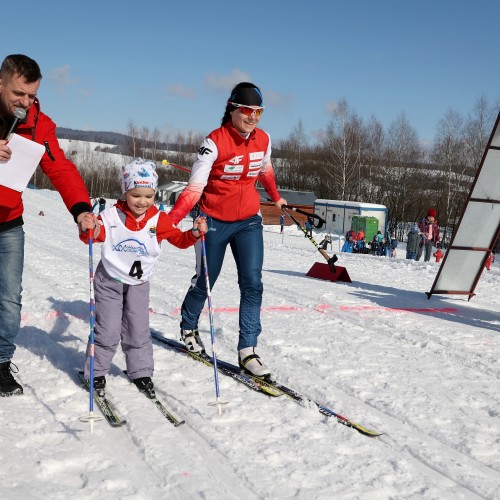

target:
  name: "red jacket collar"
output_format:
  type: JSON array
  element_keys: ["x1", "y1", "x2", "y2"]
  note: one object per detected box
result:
[
  {"x1": 115, "y1": 199, "x2": 159, "y2": 226},
  {"x1": 16, "y1": 98, "x2": 40, "y2": 133},
  {"x1": 1, "y1": 98, "x2": 39, "y2": 137}
]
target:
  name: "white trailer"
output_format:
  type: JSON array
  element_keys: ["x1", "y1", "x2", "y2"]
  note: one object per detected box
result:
[{"x1": 314, "y1": 199, "x2": 389, "y2": 238}]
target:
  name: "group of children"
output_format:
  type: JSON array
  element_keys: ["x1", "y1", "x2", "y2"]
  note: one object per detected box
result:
[
  {"x1": 368, "y1": 231, "x2": 398, "y2": 257},
  {"x1": 79, "y1": 159, "x2": 208, "y2": 397},
  {"x1": 338, "y1": 209, "x2": 498, "y2": 273},
  {"x1": 341, "y1": 228, "x2": 398, "y2": 257},
  {"x1": 340, "y1": 228, "x2": 369, "y2": 254}
]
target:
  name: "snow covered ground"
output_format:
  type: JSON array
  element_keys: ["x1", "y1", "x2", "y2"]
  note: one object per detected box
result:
[{"x1": 1, "y1": 188, "x2": 500, "y2": 500}]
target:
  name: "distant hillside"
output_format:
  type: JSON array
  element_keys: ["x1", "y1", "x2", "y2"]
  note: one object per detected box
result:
[
  {"x1": 56, "y1": 127, "x2": 184, "y2": 155},
  {"x1": 56, "y1": 127, "x2": 129, "y2": 146}
]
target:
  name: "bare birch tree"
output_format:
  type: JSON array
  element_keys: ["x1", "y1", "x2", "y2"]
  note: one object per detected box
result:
[
  {"x1": 431, "y1": 109, "x2": 469, "y2": 245},
  {"x1": 318, "y1": 99, "x2": 363, "y2": 200},
  {"x1": 384, "y1": 112, "x2": 424, "y2": 237}
]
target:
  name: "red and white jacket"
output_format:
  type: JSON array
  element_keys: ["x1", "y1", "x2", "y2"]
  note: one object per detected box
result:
[
  {"x1": 168, "y1": 121, "x2": 281, "y2": 224},
  {"x1": 80, "y1": 199, "x2": 197, "y2": 249},
  {"x1": 0, "y1": 98, "x2": 91, "y2": 230}
]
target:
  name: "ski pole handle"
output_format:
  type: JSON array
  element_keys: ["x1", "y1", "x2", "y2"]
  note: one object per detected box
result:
[{"x1": 282, "y1": 206, "x2": 338, "y2": 272}]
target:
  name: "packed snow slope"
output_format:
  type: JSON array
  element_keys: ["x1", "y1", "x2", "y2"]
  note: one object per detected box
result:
[{"x1": 1, "y1": 188, "x2": 499, "y2": 500}]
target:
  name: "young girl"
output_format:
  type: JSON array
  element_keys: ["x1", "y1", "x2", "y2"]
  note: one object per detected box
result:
[{"x1": 79, "y1": 158, "x2": 207, "y2": 397}]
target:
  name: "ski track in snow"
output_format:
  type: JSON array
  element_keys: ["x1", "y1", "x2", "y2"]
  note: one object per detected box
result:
[{"x1": 0, "y1": 188, "x2": 499, "y2": 499}]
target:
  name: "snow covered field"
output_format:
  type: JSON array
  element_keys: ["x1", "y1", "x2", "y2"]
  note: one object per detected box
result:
[{"x1": 1, "y1": 188, "x2": 500, "y2": 500}]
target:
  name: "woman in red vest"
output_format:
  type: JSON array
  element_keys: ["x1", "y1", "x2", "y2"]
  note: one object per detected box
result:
[{"x1": 168, "y1": 83, "x2": 287, "y2": 377}]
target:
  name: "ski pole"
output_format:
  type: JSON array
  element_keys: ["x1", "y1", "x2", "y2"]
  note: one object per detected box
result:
[
  {"x1": 161, "y1": 159, "x2": 192, "y2": 173},
  {"x1": 283, "y1": 205, "x2": 326, "y2": 229},
  {"x1": 200, "y1": 234, "x2": 227, "y2": 416},
  {"x1": 282, "y1": 205, "x2": 338, "y2": 272},
  {"x1": 80, "y1": 228, "x2": 102, "y2": 432}
]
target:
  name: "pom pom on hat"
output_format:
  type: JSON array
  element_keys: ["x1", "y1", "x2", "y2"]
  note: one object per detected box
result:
[
  {"x1": 121, "y1": 158, "x2": 158, "y2": 193},
  {"x1": 426, "y1": 208, "x2": 437, "y2": 218}
]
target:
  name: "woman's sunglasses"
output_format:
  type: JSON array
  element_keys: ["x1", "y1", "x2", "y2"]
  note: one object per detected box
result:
[{"x1": 230, "y1": 102, "x2": 265, "y2": 117}]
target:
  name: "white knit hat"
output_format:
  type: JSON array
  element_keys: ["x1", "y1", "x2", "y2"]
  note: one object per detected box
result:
[{"x1": 121, "y1": 158, "x2": 158, "y2": 193}]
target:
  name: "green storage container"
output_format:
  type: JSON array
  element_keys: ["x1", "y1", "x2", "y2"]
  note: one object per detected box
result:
[
  {"x1": 352, "y1": 216, "x2": 379, "y2": 242},
  {"x1": 351, "y1": 215, "x2": 361, "y2": 232}
]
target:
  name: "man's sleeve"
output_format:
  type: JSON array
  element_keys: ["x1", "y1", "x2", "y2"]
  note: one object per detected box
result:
[{"x1": 38, "y1": 114, "x2": 91, "y2": 221}]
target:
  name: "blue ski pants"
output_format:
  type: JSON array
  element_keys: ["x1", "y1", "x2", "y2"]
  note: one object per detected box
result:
[
  {"x1": 0, "y1": 226, "x2": 24, "y2": 363},
  {"x1": 180, "y1": 215, "x2": 264, "y2": 350}
]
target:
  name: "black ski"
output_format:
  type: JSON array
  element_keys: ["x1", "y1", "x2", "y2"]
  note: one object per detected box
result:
[
  {"x1": 152, "y1": 334, "x2": 381, "y2": 437},
  {"x1": 78, "y1": 371, "x2": 126, "y2": 427},
  {"x1": 219, "y1": 362, "x2": 382, "y2": 437},
  {"x1": 151, "y1": 332, "x2": 282, "y2": 397},
  {"x1": 123, "y1": 371, "x2": 185, "y2": 427}
]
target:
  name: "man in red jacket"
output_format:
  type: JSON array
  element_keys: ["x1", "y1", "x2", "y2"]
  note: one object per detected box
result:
[{"x1": 0, "y1": 54, "x2": 92, "y2": 396}]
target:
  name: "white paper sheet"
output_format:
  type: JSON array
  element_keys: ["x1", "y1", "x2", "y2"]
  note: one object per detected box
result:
[{"x1": 0, "y1": 133, "x2": 45, "y2": 192}]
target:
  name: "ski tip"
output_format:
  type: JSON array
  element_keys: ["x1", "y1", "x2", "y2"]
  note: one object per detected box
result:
[{"x1": 351, "y1": 423, "x2": 383, "y2": 437}]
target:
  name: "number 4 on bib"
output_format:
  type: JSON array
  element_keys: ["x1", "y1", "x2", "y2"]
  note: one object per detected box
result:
[{"x1": 129, "y1": 261, "x2": 144, "y2": 279}]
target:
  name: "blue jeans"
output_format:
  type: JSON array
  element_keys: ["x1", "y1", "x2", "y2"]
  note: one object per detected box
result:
[
  {"x1": 0, "y1": 226, "x2": 24, "y2": 362},
  {"x1": 417, "y1": 240, "x2": 433, "y2": 262},
  {"x1": 180, "y1": 215, "x2": 264, "y2": 350}
]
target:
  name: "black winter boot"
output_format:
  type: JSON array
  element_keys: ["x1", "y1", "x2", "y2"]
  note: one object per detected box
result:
[
  {"x1": 133, "y1": 377, "x2": 156, "y2": 399},
  {"x1": 0, "y1": 361, "x2": 23, "y2": 396},
  {"x1": 93, "y1": 376, "x2": 106, "y2": 398}
]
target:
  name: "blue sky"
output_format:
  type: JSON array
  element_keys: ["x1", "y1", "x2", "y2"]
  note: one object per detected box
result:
[{"x1": 5, "y1": 1, "x2": 500, "y2": 146}]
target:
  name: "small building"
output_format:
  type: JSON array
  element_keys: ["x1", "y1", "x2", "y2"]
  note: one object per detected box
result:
[
  {"x1": 314, "y1": 199, "x2": 388, "y2": 238},
  {"x1": 157, "y1": 181, "x2": 187, "y2": 205}
]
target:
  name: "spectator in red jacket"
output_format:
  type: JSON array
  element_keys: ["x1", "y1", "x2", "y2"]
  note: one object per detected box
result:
[
  {"x1": 168, "y1": 82, "x2": 287, "y2": 378},
  {"x1": 0, "y1": 54, "x2": 92, "y2": 396},
  {"x1": 417, "y1": 208, "x2": 440, "y2": 262}
]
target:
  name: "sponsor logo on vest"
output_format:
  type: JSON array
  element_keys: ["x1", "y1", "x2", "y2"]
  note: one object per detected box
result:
[
  {"x1": 112, "y1": 238, "x2": 149, "y2": 257},
  {"x1": 229, "y1": 155, "x2": 244, "y2": 164},
  {"x1": 249, "y1": 151, "x2": 264, "y2": 160},
  {"x1": 220, "y1": 174, "x2": 241, "y2": 180},
  {"x1": 249, "y1": 161, "x2": 262, "y2": 169},
  {"x1": 247, "y1": 171, "x2": 260, "y2": 177},
  {"x1": 224, "y1": 164, "x2": 244, "y2": 173}
]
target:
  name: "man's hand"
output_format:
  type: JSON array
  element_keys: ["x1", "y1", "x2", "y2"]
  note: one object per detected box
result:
[
  {"x1": 77, "y1": 212, "x2": 98, "y2": 234},
  {"x1": 0, "y1": 140, "x2": 12, "y2": 161}
]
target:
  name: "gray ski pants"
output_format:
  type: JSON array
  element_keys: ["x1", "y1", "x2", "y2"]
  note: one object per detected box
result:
[{"x1": 84, "y1": 261, "x2": 153, "y2": 380}]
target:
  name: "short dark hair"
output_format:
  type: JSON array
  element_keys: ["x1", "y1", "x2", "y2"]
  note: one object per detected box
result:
[
  {"x1": 0, "y1": 54, "x2": 42, "y2": 83},
  {"x1": 221, "y1": 82, "x2": 262, "y2": 125}
]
